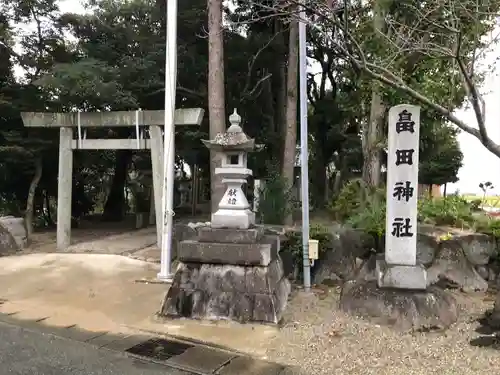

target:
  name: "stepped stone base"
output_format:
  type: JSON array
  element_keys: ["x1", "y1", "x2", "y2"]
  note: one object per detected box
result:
[
  {"x1": 160, "y1": 228, "x2": 290, "y2": 324},
  {"x1": 178, "y1": 238, "x2": 278, "y2": 266}
]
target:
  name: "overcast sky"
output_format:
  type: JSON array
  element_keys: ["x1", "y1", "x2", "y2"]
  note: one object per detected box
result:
[
  {"x1": 47, "y1": 1, "x2": 500, "y2": 195},
  {"x1": 59, "y1": 0, "x2": 85, "y2": 13},
  {"x1": 444, "y1": 26, "x2": 500, "y2": 196}
]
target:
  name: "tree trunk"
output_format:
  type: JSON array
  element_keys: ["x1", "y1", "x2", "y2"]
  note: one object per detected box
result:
[
  {"x1": 25, "y1": 156, "x2": 43, "y2": 240},
  {"x1": 276, "y1": 62, "x2": 287, "y2": 165},
  {"x1": 102, "y1": 150, "x2": 132, "y2": 221},
  {"x1": 208, "y1": 0, "x2": 226, "y2": 214},
  {"x1": 362, "y1": 0, "x2": 387, "y2": 187},
  {"x1": 274, "y1": 21, "x2": 287, "y2": 166},
  {"x1": 281, "y1": 19, "x2": 299, "y2": 226},
  {"x1": 363, "y1": 87, "x2": 384, "y2": 187}
]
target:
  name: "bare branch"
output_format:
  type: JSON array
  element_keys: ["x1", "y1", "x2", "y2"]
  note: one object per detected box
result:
[
  {"x1": 240, "y1": 32, "x2": 281, "y2": 100},
  {"x1": 241, "y1": 73, "x2": 272, "y2": 101},
  {"x1": 246, "y1": 0, "x2": 500, "y2": 157}
]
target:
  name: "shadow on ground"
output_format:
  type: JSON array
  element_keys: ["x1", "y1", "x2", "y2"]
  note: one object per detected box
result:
[{"x1": 470, "y1": 310, "x2": 500, "y2": 349}]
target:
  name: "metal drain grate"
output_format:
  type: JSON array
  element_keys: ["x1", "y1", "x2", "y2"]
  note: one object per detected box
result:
[{"x1": 126, "y1": 338, "x2": 194, "y2": 361}]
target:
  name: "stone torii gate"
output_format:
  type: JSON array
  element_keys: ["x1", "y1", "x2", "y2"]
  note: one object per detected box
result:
[{"x1": 21, "y1": 108, "x2": 204, "y2": 251}]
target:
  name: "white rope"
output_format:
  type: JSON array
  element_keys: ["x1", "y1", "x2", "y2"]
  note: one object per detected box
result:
[
  {"x1": 135, "y1": 108, "x2": 141, "y2": 149},
  {"x1": 77, "y1": 110, "x2": 82, "y2": 149},
  {"x1": 164, "y1": 209, "x2": 176, "y2": 218}
]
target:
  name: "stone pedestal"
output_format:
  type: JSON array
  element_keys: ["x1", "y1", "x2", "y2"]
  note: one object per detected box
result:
[
  {"x1": 160, "y1": 227, "x2": 290, "y2": 324},
  {"x1": 340, "y1": 280, "x2": 458, "y2": 331},
  {"x1": 376, "y1": 259, "x2": 427, "y2": 290}
]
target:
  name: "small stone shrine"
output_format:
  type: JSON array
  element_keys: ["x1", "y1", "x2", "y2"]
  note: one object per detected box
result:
[{"x1": 159, "y1": 110, "x2": 290, "y2": 324}]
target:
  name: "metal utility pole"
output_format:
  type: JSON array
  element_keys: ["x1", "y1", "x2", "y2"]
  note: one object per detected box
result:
[
  {"x1": 298, "y1": 1, "x2": 311, "y2": 292},
  {"x1": 158, "y1": 0, "x2": 178, "y2": 281}
]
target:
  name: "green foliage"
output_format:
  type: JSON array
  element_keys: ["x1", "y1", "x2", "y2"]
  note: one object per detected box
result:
[
  {"x1": 417, "y1": 196, "x2": 474, "y2": 228},
  {"x1": 0, "y1": 0, "x2": 493, "y2": 234},
  {"x1": 72, "y1": 180, "x2": 95, "y2": 219},
  {"x1": 0, "y1": 197, "x2": 22, "y2": 216},
  {"x1": 329, "y1": 178, "x2": 385, "y2": 221},
  {"x1": 331, "y1": 181, "x2": 482, "y2": 237},
  {"x1": 35, "y1": 59, "x2": 137, "y2": 110},
  {"x1": 346, "y1": 199, "x2": 386, "y2": 237},
  {"x1": 470, "y1": 199, "x2": 482, "y2": 212},
  {"x1": 419, "y1": 122, "x2": 463, "y2": 185},
  {"x1": 257, "y1": 160, "x2": 297, "y2": 225},
  {"x1": 281, "y1": 223, "x2": 335, "y2": 279},
  {"x1": 474, "y1": 216, "x2": 500, "y2": 238},
  {"x1": 329, "y1": 179, "x2": 386, "y2": 239}
]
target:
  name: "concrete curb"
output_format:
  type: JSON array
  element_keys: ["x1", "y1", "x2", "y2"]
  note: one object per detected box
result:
[{"x1": 0, "y1": 311, "x2": 292, "y2": 375}]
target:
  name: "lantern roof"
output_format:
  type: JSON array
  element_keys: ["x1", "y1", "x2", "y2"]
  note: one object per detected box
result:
[{"x1": 202, "y1": 109, "x2": 255, "y2": 151}]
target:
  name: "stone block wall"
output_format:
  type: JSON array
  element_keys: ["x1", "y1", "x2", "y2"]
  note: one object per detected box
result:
[{"x1": 286, "y1": 223, "x2": 499, "y2": 293}]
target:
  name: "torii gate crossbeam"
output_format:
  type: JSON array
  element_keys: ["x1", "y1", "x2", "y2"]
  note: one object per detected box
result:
[{"x1": 21, "y1": 108, "x2": 204, "y2": 251}]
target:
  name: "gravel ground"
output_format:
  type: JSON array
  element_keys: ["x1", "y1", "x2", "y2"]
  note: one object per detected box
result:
[{"x1": 265, "y1": 286, "x2": 500, "y2": 375}]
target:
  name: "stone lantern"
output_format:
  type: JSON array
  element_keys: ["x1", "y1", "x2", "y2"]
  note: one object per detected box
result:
[
  {"x1": 202, "y1": 109, "x2": 255, "y2": 229},
  {"x1": 160, "y1": 109, "x2": 291, "y2": 325}
]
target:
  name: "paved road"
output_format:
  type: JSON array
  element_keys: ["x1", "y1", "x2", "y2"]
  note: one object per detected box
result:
[{"x1": 0, "y1": 321, "x2": 195, "y2": 375}]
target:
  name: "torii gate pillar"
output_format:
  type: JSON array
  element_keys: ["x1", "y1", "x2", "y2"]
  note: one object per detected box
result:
[{"x1": 21, "y1": 109, "x2": 204, "y2": 251}]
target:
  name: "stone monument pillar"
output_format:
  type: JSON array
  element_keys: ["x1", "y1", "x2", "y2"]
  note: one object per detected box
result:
[
  {"x1": 159, "y1": 110, "x2": 290, "y2": 324},
  {"x1": 338, "y1": 104, "x2": 458, "y2": 331},
  {"x1": 377, "y1": 104, "x2": 427, "y2": 290}
]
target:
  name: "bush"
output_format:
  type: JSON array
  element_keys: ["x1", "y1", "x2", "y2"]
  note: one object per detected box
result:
[
  {"x1": 330, "y1": 180, "x2": 479, "y2": 239},
  {"x1": 329, "y1": 178, "x2": 385, "y2": 221},
  {"x1": 281, "y1": 224, "x2": 335, "y2": 280},
  {"x1": 474, "y1": 215, "x2": 500, "y2": 238},
  {"x1": 346, "y1": 198, "x2": 386, "y2": 237},
  {"x1": 0, "y1": 198, "x2": 21, "y2": 216},
  {"x1": 470, "y1": 199, "x2": 482, "y2": 212},
  {"x1": 418, "y1": 195, "x2": 474, "y2": 228},
  {"x1": 329, "y1": 179, "x2": 386, "y2": 243},
  {"x1": 257, "y1": 160, "x2": 297, "y2": 225}
]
